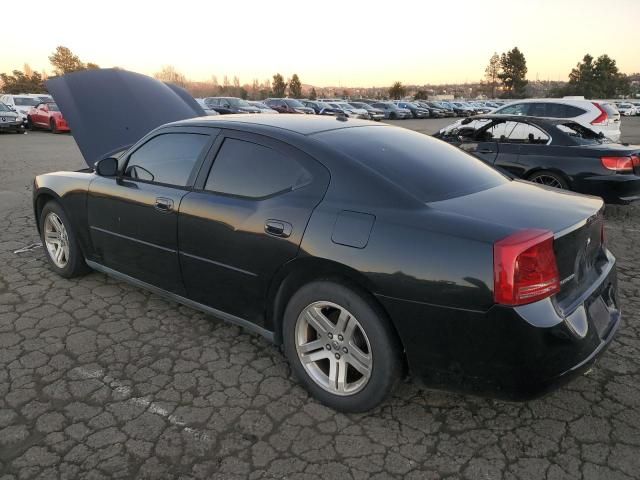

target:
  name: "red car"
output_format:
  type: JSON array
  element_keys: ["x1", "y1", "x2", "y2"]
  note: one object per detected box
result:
[{"x1": 27, "y1": 102, "x2": 70, "y2": 133}]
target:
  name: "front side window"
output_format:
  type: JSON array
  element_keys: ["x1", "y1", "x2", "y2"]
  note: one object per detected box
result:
[
  {"x1": 205, "y1": 138, "x2": 312, "y2": 198},
  {"x1": 125, "y1": 133, "x2": 209, "y2": 186}
]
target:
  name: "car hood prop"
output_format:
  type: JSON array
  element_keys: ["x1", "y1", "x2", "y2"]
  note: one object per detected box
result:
[{"x1": 46, "y1": 69, "x2": 205, "y2": 167}]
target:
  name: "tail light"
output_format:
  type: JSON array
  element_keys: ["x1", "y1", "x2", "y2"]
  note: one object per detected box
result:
[
  {"x1": 601, "y1": 156, "x2": 635, "y2": 172},
  {"x1": 591, "y1": 102, "x2": 608, "y2": 126},
  {"x1": 494, "y1": 229, "x2": 560, "y2": 306}
]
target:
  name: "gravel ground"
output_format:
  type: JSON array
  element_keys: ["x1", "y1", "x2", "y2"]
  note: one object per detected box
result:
[{"x1": 0, "y1": 122, "x2": 639, "y2": 479}]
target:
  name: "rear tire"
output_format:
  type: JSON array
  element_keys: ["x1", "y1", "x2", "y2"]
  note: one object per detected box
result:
[
  {"x1": 282, "y1": 280, "x2": 402, "y2": 412},
  {"x1": 527, "y1": 170, "x2": 568, "y2": 190},
  {"x1": 39, "y1": 201, "x2": 90, "y2": 278},
  {"x1": 389, "y1": 112, "x2": 397, "y2": 120}
]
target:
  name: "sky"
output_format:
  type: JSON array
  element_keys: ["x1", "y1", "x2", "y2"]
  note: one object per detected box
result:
[{"x1": 4, "y1": 0, "x2": 639, "y2": 87}]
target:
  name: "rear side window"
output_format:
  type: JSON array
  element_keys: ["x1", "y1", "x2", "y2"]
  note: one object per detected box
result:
[
  {"x1": 125, "y1": 133, "x2": 209, "y2": 186},
  {"x1": 495, "y1": 103, "x2": 528, "y2": 115},
  {"x1": 205, "y1": 138, "x2": 312, "y2": 198},
  {"x1": 527, "y1": 102, "x2": 585, "y2": 118},
  {"x1": 314, "y1": 126, "x2": 507, "y2": 202}
]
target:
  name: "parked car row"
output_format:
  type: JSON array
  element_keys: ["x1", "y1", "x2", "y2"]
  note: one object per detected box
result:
[
  {"x1": 615, "y1": 101, "x2": 640, "y2": 116},
  {"x1": 0, "y1": 93, "x2": 69, "y2": 134}
]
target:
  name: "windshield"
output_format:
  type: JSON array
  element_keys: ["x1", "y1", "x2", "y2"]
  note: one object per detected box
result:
[
  {"x1": 14, "y1": 97, "x2": 40, "y2": 106},
  {"x1": 338, "y1": 103, "x2": 353, "y2": 110},
  {"x1": 0, "y1": 103, "x2": 11, "y2": 112},
  {"x1": 557, "y1": 122, "x2": 609, "y2": 145},
  {"x1": 284, "y1": 99, "x2": 305, "y2": 108},
  {"x1": 47, "y1": 103, "x2": 60, "y2": 111},
  {"x1": 314, "y1": 126, "x2": 507, "y2": 202}
]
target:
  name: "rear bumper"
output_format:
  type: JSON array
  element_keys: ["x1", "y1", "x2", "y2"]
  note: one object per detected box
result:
[
  {"x1": 378, "y1": 251, "x2": 620, "y2": 400},
  {"x1": 576, "y1": 174, "x2": 640, "y2": 204}
]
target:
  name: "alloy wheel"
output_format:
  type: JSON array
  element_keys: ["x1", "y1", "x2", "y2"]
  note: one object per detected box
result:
[
  {"x1": 295, "y1": 301, "x2": 372, "y2": 396},
  {"x1": 44, "y1": 212, "x2": 70, "y2": 268},
  {"x1": 529, "y1": 174, "x2": 564, "y2": 189}
]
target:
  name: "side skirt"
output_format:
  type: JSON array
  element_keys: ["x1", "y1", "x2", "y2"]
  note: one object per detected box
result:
[{"x1": 85, "y1": 259, "x2": 275, "y2": 343}]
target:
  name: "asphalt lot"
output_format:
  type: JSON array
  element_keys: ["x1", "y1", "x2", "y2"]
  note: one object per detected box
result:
[{"x1": 0, "y1": 118, "x2": 639, "y2": 479}]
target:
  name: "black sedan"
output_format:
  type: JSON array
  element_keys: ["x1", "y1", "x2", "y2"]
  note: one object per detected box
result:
[
  {"x1": 435, "y1": 115, "x2": 640, "y2": 204},
  {"x1": 38, "y1": 69, "x2": 620, "y2": 412},
  {"x1": 203, "y1": 97, "x2": 261, "y2": 114}
]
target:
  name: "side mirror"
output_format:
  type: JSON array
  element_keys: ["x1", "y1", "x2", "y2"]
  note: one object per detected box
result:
[{"x1": 95, "y1": 157, "x2": 119, "y2": 176}]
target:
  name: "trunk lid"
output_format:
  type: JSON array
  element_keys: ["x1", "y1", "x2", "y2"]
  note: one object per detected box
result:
[{"x1": 429, "y1": 180, "x2": 606, "y2": 306}]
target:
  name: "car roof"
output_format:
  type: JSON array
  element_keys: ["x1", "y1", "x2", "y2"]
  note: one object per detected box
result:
[
  {"x1": 174, "y1": 113, "x2": 377, "y2": 135},
  {"x1": 462, "y1": 114, "x2": 570, "y2": 125}
]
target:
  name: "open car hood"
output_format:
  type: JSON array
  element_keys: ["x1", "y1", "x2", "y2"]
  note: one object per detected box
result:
[{"x1": 46, "y1": 69, "x2": 205, "y2": 167}]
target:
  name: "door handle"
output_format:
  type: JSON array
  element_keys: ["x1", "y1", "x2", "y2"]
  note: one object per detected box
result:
[
  {"x1": 154, "y1": 197, "x2": 174, "y2": 213},
  {"x1": 265, "y1": 220, "x2": 292, "y2": 238},
  {"x1": 477, "y1": 149, "x2": 495, "y2": 154}
]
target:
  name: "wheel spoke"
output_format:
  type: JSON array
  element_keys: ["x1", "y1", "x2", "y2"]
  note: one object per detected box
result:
[
  {"x1": 55, "y1": 246, "x2": 65, "y2": 264},
  {"x1": 343, "y1": 316, "x2": 358, "y2": 342},
  {"x1": 300, "y1": 349, "x2": 329, "y2": 364},
  {"x1": 305, "y1": 307, "x2": 334, "y2": 335},
  {"x1": 347, "y1": 342, "x2": 371, "y2": 375},
  {"x1": 336, "y1": 359, "x2": 347, "y2": 393},
  {"x1": 334, "y1": 310, "x2": 350, "y2": 333},
  {"x1": 45, "y1": 231, "x2": 59, "y2": 241},
  {"x1": 298, "y1": 339, "x2": 325, "y2": 354}
]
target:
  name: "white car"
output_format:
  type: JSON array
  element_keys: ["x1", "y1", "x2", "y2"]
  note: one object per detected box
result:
[
  {"x1": 0, "y1": 94, "x2": 45, "y2": 127},
  {"x1": 330, "y1": 102, "x2": 370, "y2": 119},
  {"x1": 616, "y1": 103, "x2": 637, "y2": 117},
  {"x1": 491, "y1": 97, "x2": 621, "y2": 142}
]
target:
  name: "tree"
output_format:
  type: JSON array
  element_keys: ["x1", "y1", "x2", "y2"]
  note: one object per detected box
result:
[
  {"x1": 561, "y1": 54, "x2": 630, "y2": 98},
  {"x1": 49, "y1": 46, "x2": 86, "y2": 75},
  {"x1": 86, "y1": 63, "x2": 100, "y2": 70},
  {"x1": 484, "y1": 52, "x2": 500, "y2": 98},
  {"x1": 289, "y1": 74, "x2": 302, "y2": 98},
  {"x1": 309, "y1": 87, "x2": 317, "y2": 100},
  {"x1": 154, "y1": 65, "x2": 187, "y2": 87},
  {"x1": 414, "y1": 90, "x2": 428, "y2": 100},
  {"x1": 272, "y1": 73, "x2": 287, "y2": 97},
  {"x1": 0, "y1": 69, "x2": 46, "y2": 93},
  {"x1": 498, "y1": 47, "x2": 528, "y2": 98},
  {"x1": 389, "y1": 81, "x2": 405, "y2": 99}
]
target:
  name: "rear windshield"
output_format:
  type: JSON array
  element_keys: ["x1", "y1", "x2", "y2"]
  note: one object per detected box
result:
[{"x1": 314, "y1": 126, "x2": 508, "y2": 202}]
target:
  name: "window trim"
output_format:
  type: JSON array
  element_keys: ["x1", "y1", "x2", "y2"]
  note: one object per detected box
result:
[
  {"x1": 120, "y1": 127, "x2": 218, "y2": 190},
  {"x1": 197, "y1": 133, "x2": 313, "y2": 200},
  {"x1": 193, "y1": 129, "x2": 329, "y2": 200},
  {"x1": 477, "y1": 120, "x2": 552, "y2": 146}
]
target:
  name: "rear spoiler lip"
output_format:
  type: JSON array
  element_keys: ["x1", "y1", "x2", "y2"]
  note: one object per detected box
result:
[{"x1": 553, "y1": 205, "x2": 604, "y2": 240}]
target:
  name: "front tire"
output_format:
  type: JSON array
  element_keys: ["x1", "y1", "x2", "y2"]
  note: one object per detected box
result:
[
  {"x1": 27, "y1": 117, "x2": 34, "y2": 130},
  {"x1": 283, "y1": 280, "x2": 402, "y2": 412},
  {"x1": 50, "y1": 119, "x2": 58, "y2": 134},
  {"x1": 39, "y1": 201, "x2": 90, "y2": 278}
]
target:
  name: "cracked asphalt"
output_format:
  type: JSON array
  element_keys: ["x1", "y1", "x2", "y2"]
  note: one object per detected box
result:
[{"x1": 1, "y1": 123, "x2": 640, "y2": 479}]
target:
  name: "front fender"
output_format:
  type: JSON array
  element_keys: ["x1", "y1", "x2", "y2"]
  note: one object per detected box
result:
[{"x1": 33, "y1": 171, "x2": 94, "y2": 257}]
